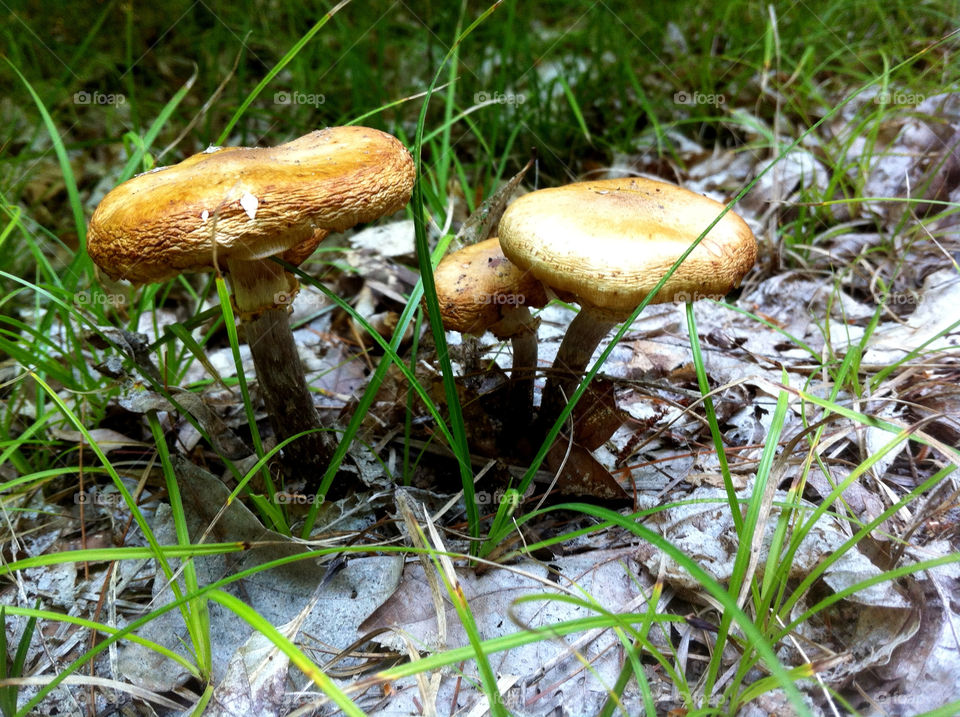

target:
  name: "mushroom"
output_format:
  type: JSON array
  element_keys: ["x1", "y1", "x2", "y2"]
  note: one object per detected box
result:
[
  {"x1": 434, "y1": 237, "x2": 549, "y2": 419},
  {"x1": 497, "y1": 177, "x2": 757, "y2": 427},
  {"x1": 87, "y1": 127, "x2": 415, "y2": 480}
]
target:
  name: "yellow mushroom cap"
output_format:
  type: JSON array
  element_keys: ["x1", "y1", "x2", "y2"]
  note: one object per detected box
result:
[
  {"x1": 498, "y1": 177, "x2": 757, "y2": 320},
  {"x1": 88, "y1": 126, "x2": 415, "y2": 284},
  {"x1": 434, "y1": 237, "x2": 549, "y2": 337}
]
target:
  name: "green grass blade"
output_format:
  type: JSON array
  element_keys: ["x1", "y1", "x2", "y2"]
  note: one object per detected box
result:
[
  {"x1": 410, "y1": 1, "x2": 506, "y2": 546},
  {"x1": 685, "y1": 301, "x2": 739, "y2": 531},
  {"x1": 212, "y1": 276, "x2": 280, "y2": 526},
  {"x1": 216, "y1": 0, "x2": 352, "y2": 144},
  {"x1": 116, "y1": 71, "x2": 196, "y2": 181},
  {"x1": 5, "y1": 59, "x2": 86, "y2": 256},
  {"x1": 558, "y1": 75, "x2": 591, "y2": 142},
  {"x1": 207, "y1": 589, "x2": 366, "y2": 716},
  {"x1": 146, "y1": 411, "x2": 212, "y2": 679}
]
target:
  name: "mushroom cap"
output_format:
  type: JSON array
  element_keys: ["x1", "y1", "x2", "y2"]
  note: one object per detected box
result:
[
  {"x1": 280, "y1": 228, "x2": 331, "y2": 267},
  {"x1": 88, "y1": 126, "x2": 415, "y2": 284},
  {"x1": 434, "y1": 237, "x2": 549, "y2": 337},
  {"x1": 498, "y1": 177, "x2": 757, "y2": 320}
]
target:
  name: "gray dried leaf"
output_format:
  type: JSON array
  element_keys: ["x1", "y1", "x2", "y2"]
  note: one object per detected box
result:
[
  {"x1": 360, "y1": 550, "x2": 651, "y2": 716},
  {"x1": 47, "y1": 426, "x2": 146, "y2": 452},
  {"x1": 865, "y1": 268, "x2": 960, "y2": 364},
  {"x1": 119, "y1": 463, "x2": 401, "y2": 692},
  {"x1": 349, "y1": 219, "x2": 416, "y2": 258}
]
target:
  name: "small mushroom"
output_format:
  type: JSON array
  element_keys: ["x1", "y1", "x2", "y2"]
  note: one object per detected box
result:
[
  {"x1": 88, "y1": 127, "x2": 415, "y2": 481},
  {"x1": 434, "y1": 237, "x2": 549, "y2": 419},
  {"x1": 498, "y1": 177, "x2": 757, "y2": 427}
]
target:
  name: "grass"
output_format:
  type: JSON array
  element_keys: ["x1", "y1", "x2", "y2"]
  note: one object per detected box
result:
[
  {"x1": 0, "y1": 601, "x2": 39, "y2": 717},
  {"x1": 1, "y1": 0, "x2": 960, "y2": 714}
]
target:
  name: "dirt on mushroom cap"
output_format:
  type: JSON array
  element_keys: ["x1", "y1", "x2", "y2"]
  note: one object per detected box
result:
[
  {"x1": 87, "y1": 126, "x2": 415, "y2": 284},
  {"x1": 498, "y1": 177, "x2": 757, "y2": 318}
]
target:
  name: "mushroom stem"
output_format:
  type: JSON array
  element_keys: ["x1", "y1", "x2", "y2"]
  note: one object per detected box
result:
[
  {"x1": 241, "y1": 306, "x2": 338, "y2": 476},
  {"x1": 227, "y1": 258, "x2": 337, "y2": 483},
  {"x1": 227, "y1": 255, "x2": 296, "y2": 314},
  {"x1": 539, "y1": 306, "x2": 616, "y2": 429},
  {"x1": 501, "y1": 306, "x2": 540, "y2": 420}
]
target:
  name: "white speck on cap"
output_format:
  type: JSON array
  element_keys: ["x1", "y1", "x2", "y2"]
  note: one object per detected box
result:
[{"x1": 240, "y1": 193, "x2": 259, "y2": 220}]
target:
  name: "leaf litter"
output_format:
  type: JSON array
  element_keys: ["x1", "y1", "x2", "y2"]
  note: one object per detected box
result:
[{"x1": 6, "y1": 90, "x2": 960, "y2": 716}]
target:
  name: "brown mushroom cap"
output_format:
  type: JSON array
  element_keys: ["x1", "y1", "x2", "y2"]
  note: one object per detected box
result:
[
  {"x1": 434, "y1": 238, "x2": 549, "y2": 337},
  {"x1": 88, "y1": 126, "x2": 415, "y2": 284},
  {"x1": 498, "y1": 177, "x2": 757, "y2": 320},
  {"x1": 280, "y1": 228, "x2": 331, "y2": 267}
]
